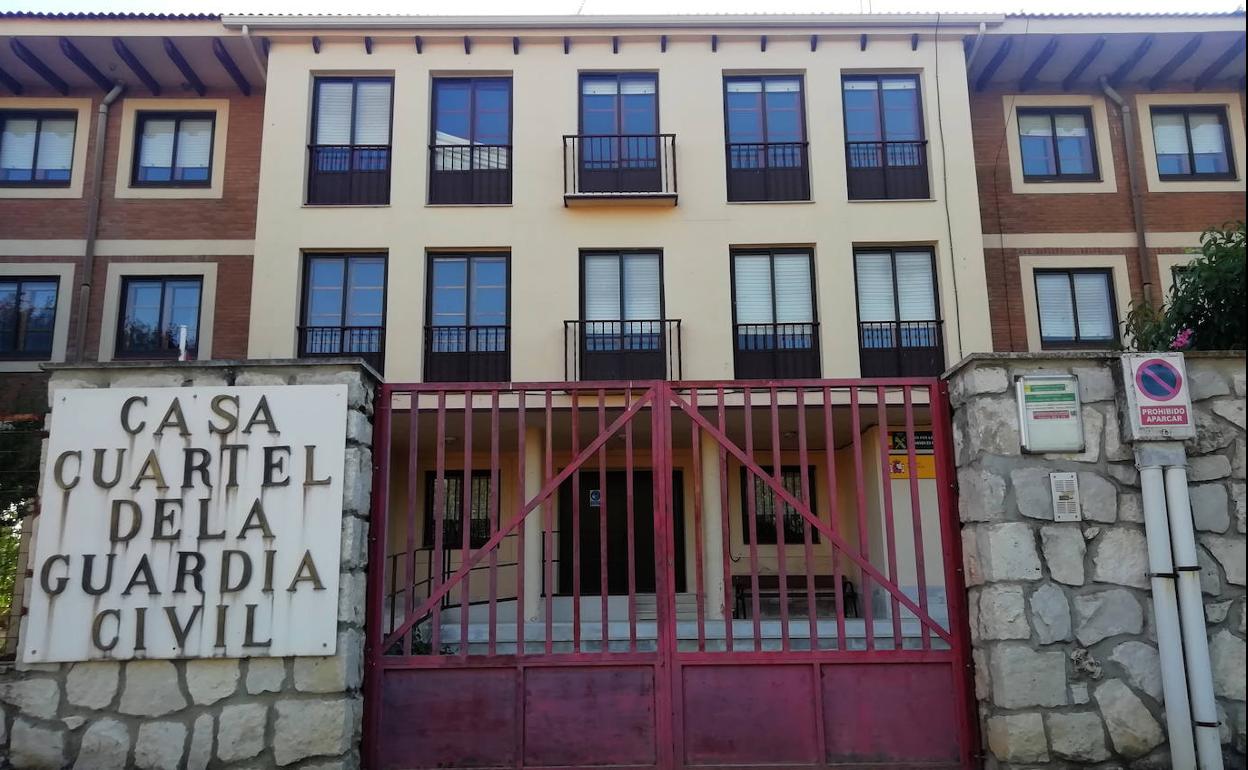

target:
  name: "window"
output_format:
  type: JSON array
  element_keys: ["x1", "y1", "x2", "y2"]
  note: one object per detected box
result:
[
  {"x1": 842, "y1": 75, "x2": 928, "y2": 199},
  {"x1": 423, "y1": 471, "x2": 493, "y2": 550},
  {"x1": 575, "y1": 73, "x2": 662, "y2": 195},
  {"x1": 0, "y1": 111, "x2": 75, "y2": 186},
  {"x1": 425, "y1": 254, "x2": 510, "y2": 382},
  {"x1": 116, "y1": 277, "x2": 203, "y2": 359},
  {"x1": 300, "y1": 254, "x2": 386, "y2": 369},
  {"x1": 132, "y1": 112, "x2": 214, "y2": 186},
  {"x1": 1017, "y1": 107, "x2": 1098, "y2": 181},
  {"x1": 582, "y1": 251, "x2": 662, "y2": 346},
  {"x1": 724, "y1": 76, "x2": 809, "y2": 201},
  {"x1": 1034, "y1": 269, "x2": 1117, "y2": 348},
  {"x1": 854, "y1": 248, "x2": 943, "y2": 377},
  {"x1": 739, "y1": 467, "x2": 818, "y2": 545},
  {"x1": 0, "y1": 277, "x2": 58, "y2": 360},
  {"x1": 308, "y1": 77, "x2": 393, "y2": 205},
  {"x1": 1150, "y1": 106, "x2": 1235, "y2": 180},
  {"x1": 731, "y1": 249, "x2": 819, "y2": 379},
  {"x1": 429, "y1": 78, "x2": 512, "y2": 204}
]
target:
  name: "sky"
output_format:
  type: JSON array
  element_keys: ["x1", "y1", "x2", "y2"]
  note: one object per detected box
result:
[{"x1": 1, "y1": 0, "x2": 1243, "y2": 15}]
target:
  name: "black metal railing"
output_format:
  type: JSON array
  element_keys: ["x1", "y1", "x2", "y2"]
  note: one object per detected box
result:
[
  {"x1": 725, "y1": 142, "x2": 810, "y2": 202},
  {"x1": 428, "y1": 144, "x2": 512, "y2": 204},
  {"x1": 563, "y1": 134, "x2": 677, "y2": 199},
  {"x1": 732, "y1": 322, "x2": 821, "y2": 379},
  {"x1": 563, "y1": 319, "x2": 682, "y2": 381},
  {"x1": 857, "y1": 320, "x2": 945, "y2": 378},
  {"x1": 298, "y1": 325, "x2": 386, "y2": 373},
  {"x1": 845, "y1": 140, "x2": 930, "y2": 200},
  {"x1": 423, "y1": 325, "x2": 511, "y2": 382},
  {"x1": 307, "y1": 144, "x2": 391, "y2": 205}
]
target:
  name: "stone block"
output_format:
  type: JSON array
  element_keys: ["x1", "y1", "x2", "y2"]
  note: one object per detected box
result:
[
  {"x1": 1206, "y1": 599, "x2": 1233, "y2": 624},
  {"x1": 989, "y1": 644, "x2": 1067, "y2": 708},
  {"x1": 1190, "y1": 455, "x2": 1233, "y2": 481},
  {"x1": 341, "y1": 516, "x2": 369, "y2": 570},
  {"x1": 1213, "y1": 398, "x2": 1246, "y2": 430},
  {"x1": 1119, "y1": 492, "x2": 1144, "y2": 523},
  {"x1": 295, "y1": 629, "x2": 364, "y2": 693},
  {"x1": 346, "y1": 409, "x2": 373, "y2": 446},
  {"x1": 1191, "y1": 407, "x2": 1239, "y2": 454},
  {"x1": 217, "y1": 702, "x2": 267, "y2": 762},
  {"x1": 1235, "y1": 438, "x2": 1247, "y2": 480},
  {"x1": 972, "y1": 648, "x2": 989, "y2": 701},
  {"x1": 1047, "y1": 711, "x2": 1111, "y2": 762},
  {"x1": 1107, "y1": 462, "x2": 1138, "y2": 486},
  {"x1": 1090, "y1": 528, "x2": 1149, "y2": 588},
  {"x1": 343, "y1": 446, "x2": 373, "y2": 516},
  {"x1": 961, "y1": 528, "x2": 983, "y2": 587},
  {"x1": 1040, "y1": 525, "x2": 1085, "y2": 586},
  {"x1": 134, "y1": 721, "x2": 187, "y2": 770},
  {"x1": 963, "y1": 395, "x2": 1021, "y2": 458},
  {"x1": 186, "y1": 658, "x2": 240, "y2": 705},
  {"x1": 1201, "y1": 534, "x2": 1247, "y2": 586},
  {"x1": 273, "y1": 697, "x2": 359, "y2": 766},
  {"x1": 247, "y1": 658, "x2": 288, "y2": 695},
  {"x1": 978, "y1": 522, "x2": 1042, "y2": 582},
  {"x1": 66, "y1": 662, "x2": 120, "y2": 710},
  {"x1": 62, "y1": 716, "x2": 86, "y2": 731},
  {"x1": 1189, "y1": 365, "x2": 1231, "y2": 400},
  {"x1": 11, "y1": 718, "x2": 66, "y2": 770},
  {"x1": 1074, "y1": 589, "x2": 1144, "y2": 646},
  {"x1": 1190, "y1": 483, "x2": 1231, "y2": 532},
  {"x1": 1109, "y1": 641, "x2": 1163, "y2": 701},
  {"x1": 73, "y1": 718, "x2": 129, "y2": 770},
  {"x1": 1209, "y1": 629, "x2": 1246, "y2": 700},
  {"x1": 188, "y1": 714, "x2": 213, "y2": 770},
  {"x1": 1030, "y1": 583, "x2": 1072, "y2": 644},
  {"x1": 119, "y1": 660, "x2": 187, "y2": 717},
  {"x1": 1069, "y1": 681, "x2": 1090, "y2": 705},
  {"x1": 952, "y1": 366, "x2": 1009, "y2": 405},
  {"x1": 1198, "y1": 546, "x2": 1223, "y2": 595},
  {"x1": 1103, "y1": 408, "x2": 1133, "y2": 462},
  {"x1": 1094, "y1": 678, "x2": 1165, "y2": 759},
  {"x1": 1078, "y1": 472, "x2": 1117, "y2": 523},
  {"x1": 1011, "y1": 467, "x2": 1055, "y2": 520},
  {"x1": 977, "y1": 584, "x2": 1029, "y2": 640},
  {"x1": 986, "y1": 712, "x2": 1048, "y2": 763},
  {"x1": 1073, "y1": 366, "x2": 1116, "y2": 403},
  {"x1": 1233, "y1": 482, "x2": 1245, "y2": 533},
  {"x1": 959, "y1": 467, "x2": 1006, "y2": 521},
  {"x1": 0, "y1": 677, "x2": 61, "y2": 720},
  {"x1": 339, "y1": 570, "x2": 367, "y2": 626}
]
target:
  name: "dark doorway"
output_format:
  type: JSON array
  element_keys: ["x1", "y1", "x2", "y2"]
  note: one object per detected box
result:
[{"x1": 557, "y1": 470, "x2": 685, "y2": 595}]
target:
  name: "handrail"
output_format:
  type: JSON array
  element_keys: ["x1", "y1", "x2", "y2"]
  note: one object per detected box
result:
[{"x1": 563, "y1": 133, "x2": 677, "y2": 198}]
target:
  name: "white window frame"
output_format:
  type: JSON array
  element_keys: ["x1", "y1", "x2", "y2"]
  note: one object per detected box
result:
[
  {"x1": 0, "y1": 98, "x2": 92, "y2": 200},
  {"x1": 115, "y1": 98, "x2": 230, "y2": 200},
  {"x1": 1002, "y1": 94, "x2": 1117, "y2": 195},
  {"x1": 97, "y1": 262, "x2": 217, "y2": 362},
  {"x1": 1018, "y1": 254, "x2": 1132, "y2": 352},
  {"x1": 0, "y1": 262, "x2": 74, "y2": 372},
  {"x1": 1135, "y1": 92, "x2": 1246, "y2": 194}
]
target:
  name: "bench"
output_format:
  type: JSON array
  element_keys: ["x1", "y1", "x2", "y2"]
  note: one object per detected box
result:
[{"x1": 732, "y1": 574, "x2": 859, "y2": 619}]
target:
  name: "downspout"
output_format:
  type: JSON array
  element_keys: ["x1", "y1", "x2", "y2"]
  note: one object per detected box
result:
[
  {"x1": 240, "y1": 25, "x2": 268, "y2": 84},
  {"x1": 964, "y1": 22, "x2": 987, "y2": 69},
  {"x1": 73, "y1": 82, "x2": 124, "y2": 363},
  {"x1": 1099, "y1": 77, "x2": 1154, "y2": 307}
]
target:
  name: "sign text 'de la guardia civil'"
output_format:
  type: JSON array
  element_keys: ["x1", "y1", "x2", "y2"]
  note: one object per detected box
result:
[{"x1": 24, "y1": 386, "x2": 348, "y2": 663}]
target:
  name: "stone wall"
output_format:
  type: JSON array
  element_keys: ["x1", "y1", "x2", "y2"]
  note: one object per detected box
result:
[
  {"x1": 0, "y1": 361, "x2": 376, "y2": 770},
  {"x1": 949, "y1": 353, "x2": 1246, "y2": 768}
]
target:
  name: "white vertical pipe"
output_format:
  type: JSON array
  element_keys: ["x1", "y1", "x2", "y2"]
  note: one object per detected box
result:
[
  {"x1": 1139, "y1": 464, "x2": 1198, "y2": 770},
  {"x1": 700, "y1": 437, "x2": 725, "y2": 621},
  {"x1": 523, "y1": 426, "x2": 543, "y2": 623},
  {"x1": 1165, "y1": 465, "x2": 1225, "y2": 770}
]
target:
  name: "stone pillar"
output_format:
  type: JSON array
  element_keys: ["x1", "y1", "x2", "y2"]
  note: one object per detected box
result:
[
  {"x1": 700, "y1": 438, "x2": 727, "y2": 620},
  {"x1": 523, "y1": 425, "x2": 544, "y2": 622}
]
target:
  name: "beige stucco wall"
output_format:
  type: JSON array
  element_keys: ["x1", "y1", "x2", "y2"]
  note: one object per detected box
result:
[{"x1": 247, "y1": 25, "x2": 993, "y2": 382}]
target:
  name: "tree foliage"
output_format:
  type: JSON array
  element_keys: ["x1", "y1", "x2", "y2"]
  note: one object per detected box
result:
[{"x1": 1124, "y1": 222, "x2": 1247, "y2": 352}]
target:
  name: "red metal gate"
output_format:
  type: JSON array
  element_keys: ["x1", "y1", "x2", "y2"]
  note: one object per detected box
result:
[{"x1": 365, "y1": 379, "x2": 975, "y2": 769}]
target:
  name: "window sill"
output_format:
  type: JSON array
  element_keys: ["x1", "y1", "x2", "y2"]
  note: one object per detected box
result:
[
  {"x1": 302, "y1": 203, "x2": 392, "y2": 209},
  {"x1": 726, "y1": 199, "x2": 815, "y2": 205},
  {"x1": 846, "y1": 197, "x2": 937, "y2": 203},
  {"x1": 0, "y1": 359, "x2": 54, "y2": 373},
  {"x1": 424, "y1": 203, "x2": 514, "y2": 208}
]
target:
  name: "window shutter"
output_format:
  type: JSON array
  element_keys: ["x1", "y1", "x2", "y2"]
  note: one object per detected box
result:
[
  {"x1": 175, "y1": 119, "x2": 213, "y2": 171},
  {"x1": 1073, "y1": 272, "x2": 1114, "y2": 340},
  {"x1": 1151, "y1": 112, "x2": 1189, "y2": 156},
  {"x1": 139, "y1": 119, "x2": 175, "y2": 169},
  {"x1": 1036, "y1": 273, "x2": 1076, "y2": 340},
  {"x1": 733, "y1": 254, "x2": 773, "y2": 325},
  {"x1": 0, "y1": 118, "x2": 37, "y2": 173},
  {"x1": 772, "y1": 253, "x2": 812, "y2": 323},
  {"x1": 1018, "y1": 113, "x2": 1052, "y2": 138},
  {"x1": 895, "y1": 251, "x2": 937, "y2": 321},
  {"x1": 1188, "y1": 112, "x2": 1226, "y2": 156},
  {"x1": 622, "y1": 254, "x2": 661, "y2": 320},
  {"x1": 353, "y1": 80, "x2": 392, "y2": 145},
  {"x1": 620, "y1": 77, "x2": 656, "y2": 95},
  {"x1": 35, "y1": 118, "x2": 75, "y2": 172},
  {"x1": 584, "y1": 255, "x2": 621, "y2": 321},
  {"x1": 854, "y1": 251, "x2": 896, "y2": 322},
  {"x1": 315, "y1": 81, "x2": 354, "y2": 145}
]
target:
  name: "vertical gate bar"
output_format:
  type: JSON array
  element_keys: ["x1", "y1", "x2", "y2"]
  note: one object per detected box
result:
[
  {"x1": 717, "y1": 386, "x2": 734, "y2": 652},
  {"x1": 822, "y1": 386, "x2": 845, "y2": 650},
  {"x1": 743, "y1": 387, "x2": 762, "y2": 650},
  {"x1": 404, "y1": 391, "x2": 420, "y2": 654},
  {"x1": 625, "y1": 387, "x2": 638, "y2": 652},
  {"x1": 460, "y1": 392, "x2": 474, "y2": 659},
  {"x1": 769, "y1": 388, "x2": 791, "y2": 652},
  {"x1": 849, "y1": 387, "x2": 874, "y2": 651},
  {"x1": 875, "y1": 386, "x2": 903, "y2": 649},
  {"x1": 689, "y1": 387, "x2": 706, "y2": 651},
  {"x1": 363, "y1": 387, "x2": 393, "y2": 770},
  {"x1": 488, "y1": 390, "x2": 501, "y2": 656},
  {"x1": 903, "y1": 386, "x2": 930, "y2": 650},
  {"x1": 796, "y1": 387, "x2": 818, "y2": 650},
  {"x1": 598, "y1": 389, "x2": 609, "y2": 651},
  {"x1": 544, "y1": 390, "x2": 555, "y2": 655},
  {"x1": 430, "y1": 392, "x2": 448, "y2": 652},
  {"x1": 571, "y1": 395, "x2": 582, "y2": 652},
  {"x1": 515, "y1": 391, "x2": 527, "y2": 657},
  {"x1": 653, "y1": 382, "x2": 678, "y2": 770},
  {"x1": 388, "y1": 559, "x2": 397, "y2": 639}
]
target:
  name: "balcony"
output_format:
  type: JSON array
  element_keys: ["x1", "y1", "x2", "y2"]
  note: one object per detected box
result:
[
  {"x1": 298, "y1": 325, "x2": 385, "y2": 374},
  {"x1": 857, "y1": 320, "x2": 945, "y2": 378},
  {"x1": 563, "y1": 319, "x2": 682, "y2": 381},
  {"x1": 733, "y1": 322, "x2": 821, "y2": 380},
  {"x1": 725, "y1": 142, "x2": 810, "y2": 202},
  {"x1": 307, "y1": 145, "x2": 391, "y2": 205},
  {"x1": 845, "y1": 141, "x2": 930, "y2": 201},
  {"x1": 562, "y1": 134, "x2": 677, "y2": 206},
  {"x1": 428, "y1": 145, "x2": 512, "y2": 205},
  {"x1": 424, "y1": 325, "x2": 510, "y2": 383}
]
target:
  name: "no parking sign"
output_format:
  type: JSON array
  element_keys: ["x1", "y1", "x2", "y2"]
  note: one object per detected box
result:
[{"x1": 1122, "y1": 353, "x2": 1195, "y2": 441}]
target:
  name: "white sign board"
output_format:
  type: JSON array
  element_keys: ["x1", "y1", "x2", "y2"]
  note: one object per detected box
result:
[
  {"x1": 24, "y1": 386, "x2": 348, "y2": 663},
  {"x1": 1122, "y1": 353, "x2": 1195, "y2": 441},
  {"x1": 1017, "y1": 375, "x2": 1084, "y2": 453}
]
